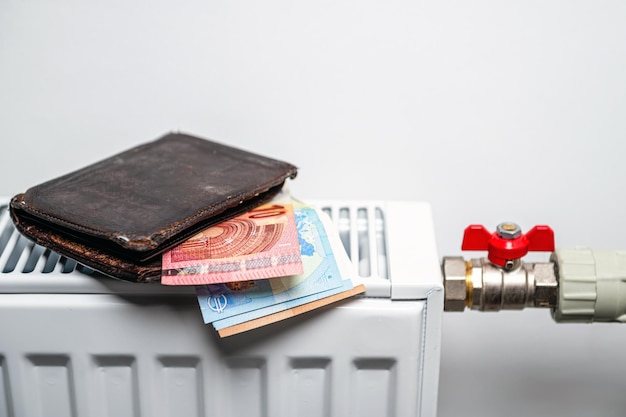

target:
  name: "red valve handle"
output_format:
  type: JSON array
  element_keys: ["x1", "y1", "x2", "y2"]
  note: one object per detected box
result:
[{"x1": 462, "y1": 223, "x2": 555, "y2": 267}]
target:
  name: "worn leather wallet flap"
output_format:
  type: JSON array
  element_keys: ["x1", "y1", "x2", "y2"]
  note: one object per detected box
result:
[{"x1": 9, "y1": 132, "x2": 297, "y2": 282}]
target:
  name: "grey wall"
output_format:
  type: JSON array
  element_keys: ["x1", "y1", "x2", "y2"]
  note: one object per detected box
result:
[{"x1": 2, "y1": 1, "x2": 626, "y2": 416}]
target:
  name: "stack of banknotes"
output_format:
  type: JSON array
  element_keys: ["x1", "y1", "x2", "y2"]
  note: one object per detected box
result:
[{"x1": 161, "y1": 187, "x2": 365, "y2": 337}]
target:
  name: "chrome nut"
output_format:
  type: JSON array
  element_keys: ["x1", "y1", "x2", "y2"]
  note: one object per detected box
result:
[
  {"x1": 443, "y1": 257, "x2": 467, "y2": 311},
  {"x1": 496, "y1": 222, "x2": 522, "y2": 239},
  {"x1": 532, "y1": 263, "x2": 558, "y2": 308}
]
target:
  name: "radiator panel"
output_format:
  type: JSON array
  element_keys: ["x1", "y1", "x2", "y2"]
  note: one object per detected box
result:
[
  {"x1": 0, "y1": 200, "x2": 443, "y2": 417},
  {"x1": 0, "y1": 294, "x2": 426, "y2": 417}
]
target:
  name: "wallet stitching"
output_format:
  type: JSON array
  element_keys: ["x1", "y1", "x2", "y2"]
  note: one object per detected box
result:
[{"x1": 16, "y1": 221, "x2": 160, "y2": 282}]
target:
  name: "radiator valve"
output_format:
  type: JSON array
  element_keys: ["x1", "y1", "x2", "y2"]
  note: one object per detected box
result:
[
  {"x1": 443, "y1": 222, "x2": 557, "y2": 311},
  {"x1": 443, "y1": 222, "x2": 626, "y2": 323},
  {"x1": 442, "y1": 256, "x2": 557, "y2": 312}
]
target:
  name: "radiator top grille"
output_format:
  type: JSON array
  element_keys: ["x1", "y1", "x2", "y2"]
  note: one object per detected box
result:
[
  {"x1": 0, "y1": 202, "x2": 389, "y2": 282},
  {"x1": 0, "y1": 204, "x2": 94, "y2": 275}
]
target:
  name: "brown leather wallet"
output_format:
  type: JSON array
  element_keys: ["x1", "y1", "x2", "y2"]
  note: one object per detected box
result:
[{"x1": 9, "y1": 132, "x2": 297, "y2": 282}]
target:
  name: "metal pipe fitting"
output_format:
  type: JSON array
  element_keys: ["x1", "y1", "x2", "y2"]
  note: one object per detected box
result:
[
  {"x1": 442, "y1": 257, "x2": 557, "y2": 312},
  {"x1": 442, "y1": 256, "x2": 468, "y2": 311}
]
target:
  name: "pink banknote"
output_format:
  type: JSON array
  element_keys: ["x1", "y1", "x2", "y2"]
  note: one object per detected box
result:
[{"x1": 161, "y1": 193, "x2": 303, "y2": 285}]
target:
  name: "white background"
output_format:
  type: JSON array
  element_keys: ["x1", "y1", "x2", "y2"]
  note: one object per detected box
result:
[{"x1": 1, "y1": 1, "x2": 626, "y2": 416}]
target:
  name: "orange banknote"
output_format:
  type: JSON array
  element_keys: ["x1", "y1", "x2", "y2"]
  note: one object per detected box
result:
[{"x1": 161, "y1": 191, "x2": 303, "y2": 285}]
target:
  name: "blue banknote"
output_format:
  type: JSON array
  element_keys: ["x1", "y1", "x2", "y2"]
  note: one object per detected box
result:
[
  {"x1": 211, "y1": 271, "x2": 355, "y2": 330},
  {"x1": 195, "y1": 204, "x2": 349, "y2": 324}
]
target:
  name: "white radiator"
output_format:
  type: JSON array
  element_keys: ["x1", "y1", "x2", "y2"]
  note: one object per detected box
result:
[{"x1": 0, "y1": 200, "x2": 443, "y2": 417}]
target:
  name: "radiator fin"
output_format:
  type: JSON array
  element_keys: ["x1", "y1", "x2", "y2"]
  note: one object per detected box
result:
[
  {"x1": 157, "y1": 356, "x2": 203, "y2": 417},
  {"x1": 288, "y1": 358, "x2": 331, "y2": 417},
  {"x1": 93, "y1": 355, "x2": 139, "y2": 417},
  {"x1": 226, "y1": 358, "x2": 267, "y2": 417},
  {"x1": 0, "y1": 356, "x2": 13, "y2": 417},
  {"x1": 319, "y1": 203, "x2": 390, "y2": 281},
  {"x1": 352, "y1": 358, "x2": 397, "y2": 417},
  {"x1": 27, "y1": 355, "x2": 76, "y2": 417}
]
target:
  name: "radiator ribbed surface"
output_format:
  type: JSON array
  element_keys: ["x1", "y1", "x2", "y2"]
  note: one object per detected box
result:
[
  {"x1": 0, "y1": 203, "x2": 388, "y2": 281},
  {"x1": 0, "y1": 295, "x2": 425, "y2": 417}
]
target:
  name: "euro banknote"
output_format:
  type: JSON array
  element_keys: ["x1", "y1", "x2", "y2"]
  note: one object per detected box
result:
[
  {"x1": 202, "y1": 203, "x2": 362, "y2": 331},
  {"x1": 195, "y1": 203, "x2": 347, "y2": 323},
  {"x1": 161, "y1": 189, "x2": 303, "y2": 285},
  {"x1": 216, "y1": 283, "x2": 366, "y2": 337}
]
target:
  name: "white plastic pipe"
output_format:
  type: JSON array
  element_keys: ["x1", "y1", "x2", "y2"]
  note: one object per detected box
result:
[{"x1": 552, "y1": 248, "x2": 626, "y2": 323}]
